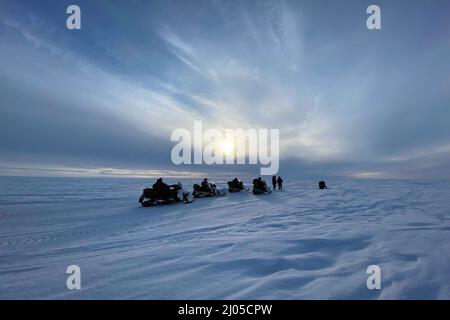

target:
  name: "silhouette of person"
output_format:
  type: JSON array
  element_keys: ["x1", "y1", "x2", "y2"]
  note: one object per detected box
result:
[
  {"x1": 319, "y1": 181, "x2": 328, "y2": 189},
  {"x1": 272, "y1": 176, "x2": 277, "y2": 190},
  {"x1": 233, "y1": 177, "x2": 243, "y2": 190},
  {"x1": 232, "y1": 177, "x2": 239, "y2": 188},
  {"x1": 201, "y1": 178, "x2": 212, "y2": 192},
  {"x1": 256, "y1": 177, "x2": 265, "y2": 191},
  {"x1": 153, "y1": 178, "x2": 170, "y2": 199},
  {"x1": 277, "y1": 176, "x2": 283, "y2": 190}
]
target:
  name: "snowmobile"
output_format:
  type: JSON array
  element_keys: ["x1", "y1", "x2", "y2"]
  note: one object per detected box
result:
[
  {"x1": 252, "y1": 178, "x2": 272, "y2": 195},
  {"x1": 139, "y1": 183, "x2": 195, "y2": 207},
  {"x1": 192, "y1": 182, "x2": 227, "y2": 198},
  {"x1": 227, "y1": 179, "x2": 249, "y2": 193}
]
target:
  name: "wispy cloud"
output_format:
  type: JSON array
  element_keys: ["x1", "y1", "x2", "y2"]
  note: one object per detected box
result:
[
  {"x1": 1, "y1": 0, "x2": 450, "y2": 178},
  {"x1": 0, "y1": 164, "x2": 207, "y2": 179}
]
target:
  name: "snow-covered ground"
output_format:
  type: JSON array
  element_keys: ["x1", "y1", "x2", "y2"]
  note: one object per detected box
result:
[{"x1": 0, "y1": 176, "x2": 449, "y2": 299}]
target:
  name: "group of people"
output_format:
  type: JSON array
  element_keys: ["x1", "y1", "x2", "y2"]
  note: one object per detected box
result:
[
  {"x1": 271, "y1": 176, "x2": 284, "y2": 190},
  {"x1": 149, "y1": 176, "x2": 278, "y2": 201},
  {"x1": 142, "y1": 176, "x2": 329, "y2": 205}
]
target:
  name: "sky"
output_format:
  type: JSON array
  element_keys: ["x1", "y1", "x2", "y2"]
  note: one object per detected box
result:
[{"x1": 0, "y1": 0, "x2": 450, "y2": 179}]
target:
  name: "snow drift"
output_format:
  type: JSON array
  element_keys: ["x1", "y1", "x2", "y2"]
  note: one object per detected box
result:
[{"x1": 0, "y1": 176, "x2": 449, "y2": 299}]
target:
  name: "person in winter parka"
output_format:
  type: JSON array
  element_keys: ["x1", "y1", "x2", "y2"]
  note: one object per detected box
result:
[
  {"x1": 277, "y1": 176, "x2": 283, "y2": 190},
  {"x1": 272, "y1": 176, "x2": 277, "y2": 190},
  {"x1": 152, "y1": 178, "x2": 170, "y2": 199}
]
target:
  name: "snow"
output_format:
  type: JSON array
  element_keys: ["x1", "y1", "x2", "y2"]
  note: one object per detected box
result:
[{"x1": 1, "y1": 176, "x2": 449, "y2": 299}]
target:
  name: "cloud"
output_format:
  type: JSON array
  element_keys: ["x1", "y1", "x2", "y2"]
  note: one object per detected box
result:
[
  {"x1": 0, "y1": 163, "x2": 208, "y2": 179},
  {"x1": 1, "y1": 0, "x2": 450, "y2": 179}
]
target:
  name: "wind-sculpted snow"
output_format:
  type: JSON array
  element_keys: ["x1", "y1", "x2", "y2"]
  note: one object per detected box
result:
[{"x1": 0, "y1": 177, "x2": 449, "y2": 299}]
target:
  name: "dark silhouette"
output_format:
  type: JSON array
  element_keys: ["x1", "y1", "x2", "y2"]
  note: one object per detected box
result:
[
  {"x1": 139, "y1": 179, "x2": 173, "y2": 206},
  {"x1": 319, "y1": 181, "x2": 328, "y2": 189},
  {"x1": 169, "y1": 182, "x2": 184, "y2": 201},
  {"x1": 252, "y1": 177, "x2": 270, "y2": 194},
  {"x1": 272, "y1": 176, "x2": 277, "y2": 190},
  {"x1": 193, "y1": 178, "x2": 218, "y2": 197},
  {"x1": 200, "y1": 178, "x2": 213, "y2": 193},
  {"x1": 277, "y1": 176, "x2": 283, "y2": 190},
  {"x1": 227, "y1": 177, "x2": 245, "y2": 192},
  {"x1": 152, "y1": 178, "x2": 170, "y2": 199},
  {"x1": 139, "y1": 180, "x2": 195, "y2": 207}
]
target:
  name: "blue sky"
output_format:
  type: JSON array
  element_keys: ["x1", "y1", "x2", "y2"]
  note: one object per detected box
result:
[{"x1": 1, "y1": 0, "x2": 450, "y2": 178}]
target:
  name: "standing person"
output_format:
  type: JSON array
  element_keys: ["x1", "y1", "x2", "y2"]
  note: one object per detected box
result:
[
  {"x1": 272, "y1": 175, "x2": 277, "y2": 190},
  {"x1": 277, "y1": 176, "x2": 283, "y2": 190}
]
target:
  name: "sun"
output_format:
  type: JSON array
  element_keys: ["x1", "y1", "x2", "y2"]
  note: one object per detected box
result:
[{"x1": 221, "y1": 141, "x2": 234, "y2": 155}]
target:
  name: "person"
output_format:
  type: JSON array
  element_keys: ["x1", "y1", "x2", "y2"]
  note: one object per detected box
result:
[
  {"x1": 200, "y1": 178, "x2": 212, "y2": 192},
  {"x1": 319, "y1": 181, "x2": 328, "y2": 189},
  {"x1": 252, "y1": 178, "x2": 259, "y2": 191},
  {"x1": 272, "y1": 176, "x2": 277, "y2": 190},
  {"x1": 257, "y1": 177, "x2": 268, "y2": 191},
  {"x1": 169, "y1": 182, "x2": 184, "y2": 201},
  {"x1": 228, "y1": 177, "x2": 243, "y2": 191},
  {"x1": 277, "y1": 176, "x2": 283, "y2": 190},
  {"x1": 257, "y1": 177, "x2": 263, "y2": 190},
  {"x1": 152, "y1": 178, "x2": 170, "y2": 199},
  {"x1": 200, "y1": 178, "x2": 217, "y2": 194}
]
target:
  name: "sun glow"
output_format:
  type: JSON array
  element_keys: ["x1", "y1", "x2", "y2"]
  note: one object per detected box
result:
[{"x1": 221, "y1": 141, "x2": 234, "y2": 155}]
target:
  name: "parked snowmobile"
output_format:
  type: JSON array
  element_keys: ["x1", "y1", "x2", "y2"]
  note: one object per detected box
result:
[
  {"x1": 252, "y1": 177, "x2": 271, "y2": 195},
  {"x1": 139, "y1": 181, "x2": 195, "y2": 207},
  {"x1": 193, "y1": 178, "x2": 227, "y2": 198},
  {"x1": 227, "y1": 178, "x2": 248, "y2": 192}
]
